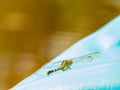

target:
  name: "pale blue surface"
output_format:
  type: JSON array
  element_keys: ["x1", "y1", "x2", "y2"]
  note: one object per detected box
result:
[{"x1": 10, "y1": 16, "x2": 120, "y2": 90}]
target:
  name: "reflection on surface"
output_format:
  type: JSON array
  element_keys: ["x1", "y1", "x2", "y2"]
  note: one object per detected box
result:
[{"x1": 0, "y1": 0, "x2": 120, "y2": 89}]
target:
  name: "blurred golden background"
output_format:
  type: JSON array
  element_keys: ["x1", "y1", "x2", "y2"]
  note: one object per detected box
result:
[{"x1": 0, "y1": 0, "x2": 120, "y2": 89}]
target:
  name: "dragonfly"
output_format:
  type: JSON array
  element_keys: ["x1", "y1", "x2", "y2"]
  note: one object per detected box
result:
[{"x1": 39, "y1": 52, "x2": 101, "y2": 75}]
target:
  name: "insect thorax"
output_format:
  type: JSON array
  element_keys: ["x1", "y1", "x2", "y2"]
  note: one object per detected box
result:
[{"x1": 60, "y1": 60, "x2": 73, "y2": 69}]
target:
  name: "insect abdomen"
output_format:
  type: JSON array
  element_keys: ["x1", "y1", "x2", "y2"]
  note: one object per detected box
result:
[
  {"x1": 46, "y1": 68, "x2": 60, "y2": 75},
  {"x1": 46, "y1": 60, "x2": 72, "y2": 75}
]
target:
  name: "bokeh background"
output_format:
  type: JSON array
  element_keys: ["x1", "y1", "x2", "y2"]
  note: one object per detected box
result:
[{"x1": 0, "y1": 0, "x2": 120, "y2": 89}]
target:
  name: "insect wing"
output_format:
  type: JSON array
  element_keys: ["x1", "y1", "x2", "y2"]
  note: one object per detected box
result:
[
  {"x1": 35, "y1": 52, "x2": 101, "y2": 76},
  {"x1": 72, "y1": 52, "x2": 101, "y2": 63}
]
